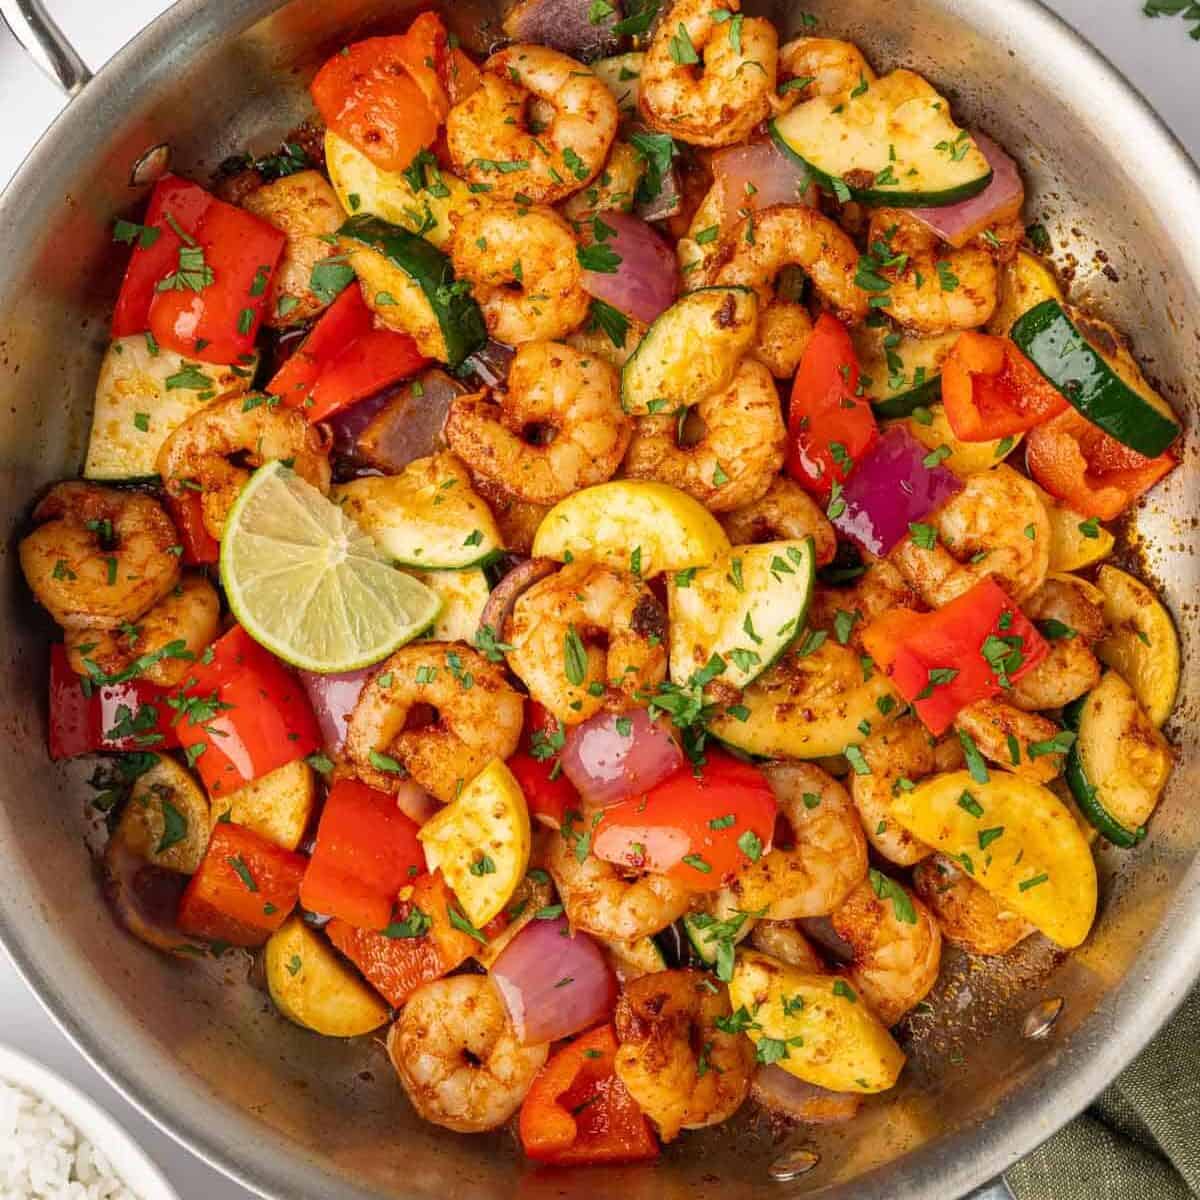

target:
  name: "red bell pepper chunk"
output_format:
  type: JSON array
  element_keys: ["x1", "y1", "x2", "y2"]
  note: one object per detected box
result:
[
  {"x1": 164, "y1": 493, "x2": 219, "y2": 565},
  {"x1": 862, "y1": 578, "x2": 1050, "y2": 736},
  {"x1": 941, "y1": 331, "x2": 1068, "y2": 442},
  {"x1": 1025, "y1": 406, "x2": 1177, "y2": 521},
  {"x1": 48, "y1": 644, "x2": 180, "y2": 760},
  {"x1": 592, "y1": 751, "x2": 777, "y2": 890},
  {"x1": 519, "y1": 1025, "x2": 658, "y2": 1165},
  {"x1": 786, "y1": 313, "x2": 879, "y2": 499},
  {"x1": 299, "y1": 779, "x2": 426, "y2": 930},
  {"x1": 506, "y1": 701, "x2": 578, "y2": 831},
  {"x1": 173, "y1": 626, "x2": 321, "y2": 799},
  {"x1": 177, "y1": 821, "x2": 308, "y2": 947},
  {"x1": 326, "y1": 872, "x2": 506, "y2": 1007}
]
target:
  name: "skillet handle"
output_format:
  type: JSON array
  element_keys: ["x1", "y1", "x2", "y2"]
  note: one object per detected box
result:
[{"x1": 0, "y1": 0, "x2": 92, "y2": 96}]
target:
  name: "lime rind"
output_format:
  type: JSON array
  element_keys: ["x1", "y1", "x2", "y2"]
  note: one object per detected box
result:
[{"x1": 221, "y1": 462, "x2": 443, "y2": 673}]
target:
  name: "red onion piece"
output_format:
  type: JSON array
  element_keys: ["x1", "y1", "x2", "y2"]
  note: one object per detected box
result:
[
  {"x1": 797, "y1": 916, "x2": 854, "y2": 964},
  {"x1": 103, "y1": 838, "x2": 190, "y2": 954},
  {"x1": 491, "y1": 915, "x2": 617, "y2": 1045},
  {"x1": 582, "y1": 211, "x2": 679, "y2": 326},
  {"x1": 635, "y1": 164, "x2": 683, "y2": 223},
  {"x1": 353, "y1": 368, "x2": 465, "y2": 474},
  {"x1": 751, "y1": 1066, "x2": 863, "y2": 1124},
  {"x1": 394, "y1": 781, "x2": 440, "y2": 827},
  {"x1": 560, "y1": 708, "x2": 684, "y2": 808},
  {"x1": 713, "y1": 139, "x2": 817, "y2": 221},
  {"x1": 478, "y1": 557, "x2": 558, "y2": 640},
  {"x1": 463, "y1": 340, "x2": 517, "y2": 390},
  {"x1": 831, "y1": 425, "x2": 963, "y2": 556},
  {"x1": 299, "y1": 667, "x2": 371, "y2": 753},
  {"x1": 908, "y1": 133, "x2": 1024, "y2": 248},
  {"x1": 503, "y1": 0, "x2": 622, "y2": 61},
  {"x1": 325, "y1": 388, "x2": 395, "y2": 460}
]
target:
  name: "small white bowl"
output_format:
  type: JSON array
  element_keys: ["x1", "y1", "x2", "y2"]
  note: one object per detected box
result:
[{"x1": 0, "y1": 1041, "x2": 180, "y2": 1200}]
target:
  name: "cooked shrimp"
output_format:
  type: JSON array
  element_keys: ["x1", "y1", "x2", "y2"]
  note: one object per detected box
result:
[
  {"x1": 776, "y1": 37, "x2": 875, "y2": 103},
  {"x1": 954, "y1": 699, "x2": 1066, "y2": 784},
  {"x1": 547, "y1": 816, "x2": 691, "y2": 941},
  {"x1": 867, "y1": 210, "x2": 998, "y2": 335},
  {"x1": 65, "y1": 575, "x2": 220, "y2": 688},
  {"x1": 851, "y1": 718, "x2": 936, "y2": 868},
  {"x1": 444, "y1": 342, "x2": 631, "y2": 506},
  {"x1": 640, "y1": 0, "x2": 779, "y2": 148},
  {"x1": 622, "y1": 358, "x2": 786, "y2": 513},
  {"x1": 890, "y1": 465, "x2": 1051, "y2": 605},
  {"x1": 713, "y1": 205, "x2": 868, "y2": 375},
  {"x1": 19, "y1": 483, "x2": 181, "y2": 631},
  {"x1": 720, "y1": 763, "x2": 867, "y2": 920},
  {"x1": 467, "y1": 473, "x2": 548, "y2": 556},
  {"x1": 344, "y1": 643, "x2": 523, "y2": 802},
  {"x1": 808, "y1": 560, "x2": 920, "y2": 652},
  {"x1": 504, "y1": 561, "x2": 667, "y2": 725},
  {"x1": 614, "y1": 970, "x2": 754, "y2": 1140},
  {"x1": 449, "y1": 202, "x2": 590, "y2": 344},
  {"x1": 830, "y1": 875, "x2": 942, "y2": 1026},
  {"x1": 720, "y1": 476, "x2": 837, "y2": 566},
  {"x1": 446, "y1": 45, "x2": 618, "y2": 204},
  {"x1": 749, "y1": 920, "x2": 824, "y2": 971},
  {"x1": 912, "y1": 854, "x2": 1033, "y2": 957},
  {"x1": 157, "y1": 394, "x2": 331, "y2": 541},
  {"x1": 387, "y1": 975, "x2": 547, "y2": 1134},
  {"x1": 1009, "y1": 575, "x2": 1104, "y2": 711}
]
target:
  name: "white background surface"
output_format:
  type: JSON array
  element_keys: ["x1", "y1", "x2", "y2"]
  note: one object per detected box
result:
[{"x1": 0, "y1": 2, "x2": 1197, "y2": 1198}]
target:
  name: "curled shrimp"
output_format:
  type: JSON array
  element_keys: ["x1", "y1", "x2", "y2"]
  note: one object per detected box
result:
[
  {"x1": 913, "y1": 854, "x2": 1033, "y2": 957},
  {"x1": 614, "y1": 970, "x2": 754, "y2": 1141},
  {"x1": 954, "y1": 699, "x2": 1066, "y2": 784},
  {"x1": 713, "y1": 205, "x2": 868, "y2": 376},
  {"x1": 449, "y1": 202, "x2": 590, "y2": 345},
  {"x1": 720, "y1": 763, "x2": 867, "y2": 920},
  {"x1": 467, "y1": 473, "x2": 549, "y2": 557},
  {"x1": 720, "y1": 476, "x2": 837, "y2": 566},
  {"x1": 446, "y1": 45, "x2": 618, "y2": 204},
  {"x1": 890, "y1": 465, "x2": 1051, "y2": 606},
  {"x1": 547, "y1": 816, "x2": 691, "y2": 941},
  {"x1": 808, "y1": 561, "x2": 921, "y2": 653},
  {"x1": 622, "y1": 358, "x2": 786, "y2": 513},
  {"x1": 640, "y1": 0, "x2": 779, "y2": 148},
  {"x1": 850, "y1": 717, "x2": 937, "y2": 868},
  {"x1": 19, "y1": 482, "x2": 181, "y2": 631},
  {"x1": 157, "y1": 394, "x2": 331, "y2": 541},
  {"x1": 1009, "y1": 575, "x2": 1104, "y2": 711},
  {"x1": 344, "y1": 643, "x2": 523, "y2": 802},
  {"x1": 387, "y1": 975, "x2": 548, "y2": 1133},
  {"x1": 830, "y1": 875, "x2": 942, "y2": 1026},
  {"x1": 444, "y1": 341, "x2": 631, "y2": 506},
  {"x1": 504, "y1": 561, "x2": 667, "y2": 726},
  {"x1": 776, "y1": 37, "x2": 875, "y2": 104},
  {"x1": 65, "y1": 574, "x2": 220, "y2": 688},
  {"x1": 867, "y1": 210, "x2": 998, "y2": 335}
]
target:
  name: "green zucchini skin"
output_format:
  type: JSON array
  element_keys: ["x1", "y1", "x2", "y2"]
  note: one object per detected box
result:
[
  {"x1": 337, "y1": 214, "x2": 486, "y2": 368},
  {"x1": 1062, "y1": 696, "x2": 1145, "y2": 849},
  {"x1": 869, "y1": 376, "x2": 944, "y2": 420},
  {"x1": 1010, "y1": 300, "x2": 1180, "y2": 458}
]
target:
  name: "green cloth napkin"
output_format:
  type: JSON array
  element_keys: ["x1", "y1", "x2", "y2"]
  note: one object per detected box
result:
[{"x1": 1006, "y1": 988, "x2": 1200, "y2": 1199}]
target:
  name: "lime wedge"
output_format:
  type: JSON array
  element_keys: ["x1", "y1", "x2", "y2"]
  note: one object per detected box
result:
[{"x1": 221, "y1": 461, "x2": 442, "y2": 673}]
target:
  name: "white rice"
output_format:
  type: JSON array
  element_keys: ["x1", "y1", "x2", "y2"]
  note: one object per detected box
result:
[{"x1": 0, "y1": 1079, "x2": 139, "y2": 1200}]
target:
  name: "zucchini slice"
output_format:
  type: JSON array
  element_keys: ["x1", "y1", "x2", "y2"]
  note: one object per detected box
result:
[
  {"x1": 895, "y1": 402, "x2": 1022, "y2": 475},
  {"x1": 1094, "y1": 566, "x2": 1180, "y2": 727},
  {"x1": 602, "y1": 935, "x2": 667, "y2": 981},
  {"x1": 337, "y1": 214, "x2": 486, "y2": 367},
  {"x1": 210, "y1": 760, "x2": 315, "y2": 852},
  {"x1": 620, "y1": 287, "x2": 758, "y2": 415},
  {"x1": 769, "y1": 70, "x2": 992, "y2": 207},
  {"x1": 1033, "y1": 483, "x2": 1116, "y2": 572},
  {"x1": 668, "y1": 539, "x2": 815, "y2": 692},
  {"x1": 987, "y1": 250, "x2": 1063, "y2": 336},
  {"x1": 1010, "y1": 300, "x2": 1181, "y2": 458},
  {"x1": 410, "y1": 567, "x2": 491, "y2": 643},
  {"x1": 325, "y1": 130, "x2": 472, "y2": 250},
  {"x1": 683, "y1": 897, "x2": 755, "y2": 968},
  {"x1": 1064, "y1": 671, "x2": 1171, "y2": 846},
  {"x1": 852, "y1": 326, "x2": 956, "y2": 418},
  {"x1": 114, "y1": 756, "x2": 211, "y2": 875},
  {"x1": 590, "y1": 53, "x2": 645, "y2": 118},
  {"x1": 85, "y1": 338, "x2": 257, "y2": 481},
  {"x1": 333, "y1": 453, "x2": 503, "y2": 570}
]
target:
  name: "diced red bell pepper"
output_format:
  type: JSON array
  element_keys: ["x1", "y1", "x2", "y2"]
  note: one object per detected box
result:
[
  {"x1": 786, "y1": 313, "x2": 879, "y2": 499},
  {"x1": 299, "y1": 779, "x2": 426, "y2": 930},
  {"x1": 441, "y1": 45, "x2": 482, "y2": 106},
  {"x1": 941, "y1": 331, "x2": 1068, "y2": 442},
  {"x1": 265, "y1": 284, "x2": 428, "y2": 422},
  {"x1": 862, "y1": 578, "x2": 1050, "y2": 736},
  {"x1": 1025, "y1": 405, "x2": 1177, "y2": 521},
  {"x1": 165, "y1": 492, "x2": 219, "y2": 565},
  {"x1": 177, "y1": 821, "x2": 308, "y2": 947},
  {"x1": 47, "y1": 643, "x2": 180, "y2": 760},
  {"x1": 506, "y1": 700, "x2": 578, "y2": 831},
  {"x1": 173, "y1": 625, "x2": 321, "y2": 798},
  {"x1": 310, "y1": 17, "x2": 449, "y2": 174},
  {"x1": 519, "y1": 1025, "x2": 659, "y2": 1165},
  {"x1": 592, "y1": 751, "x2": 777, "y2": 890},
  {"x1": 326, "y1": 871, "x2": 505, "y2": 1007}
]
